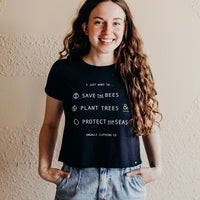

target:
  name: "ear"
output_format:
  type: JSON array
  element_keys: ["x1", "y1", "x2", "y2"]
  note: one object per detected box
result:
[{"x1": 82, "y1": 22, "x2": 88, "y2": 35}]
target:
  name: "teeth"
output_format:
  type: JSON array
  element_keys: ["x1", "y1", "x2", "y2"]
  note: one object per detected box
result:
[{"x1": 100, "y1": 39, "x2": 113, "y2": 42}]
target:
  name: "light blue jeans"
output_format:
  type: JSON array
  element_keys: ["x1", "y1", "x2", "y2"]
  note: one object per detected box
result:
[{"x1": 55, "y1": 163, "x2": 147, "y2": 200}]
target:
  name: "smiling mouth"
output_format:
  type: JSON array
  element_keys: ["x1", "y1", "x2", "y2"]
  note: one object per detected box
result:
[{"x1": 99, "y1": 38, "x2": 114, "y2": 42}]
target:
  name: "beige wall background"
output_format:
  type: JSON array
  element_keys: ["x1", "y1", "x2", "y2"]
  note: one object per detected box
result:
[{"x1": 0, "y1": 0, "x2": 200, "y2": 199}]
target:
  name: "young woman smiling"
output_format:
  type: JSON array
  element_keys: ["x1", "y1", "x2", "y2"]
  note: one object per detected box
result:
[{"x1": 38, "y1": 0, "x2": 162, "y2": 199}]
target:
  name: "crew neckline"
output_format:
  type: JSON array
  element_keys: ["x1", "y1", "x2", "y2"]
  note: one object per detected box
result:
[{"x1": 80, "y1": 57, "x2": 115, "y2": 69}]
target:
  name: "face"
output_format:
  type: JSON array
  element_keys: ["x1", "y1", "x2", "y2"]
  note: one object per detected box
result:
[{"x1": 83, "y1": 1, "x2": 126, "y2": 57}]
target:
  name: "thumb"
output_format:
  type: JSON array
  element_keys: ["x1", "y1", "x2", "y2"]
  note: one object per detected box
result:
[
  {"x1": 60, "y1": 171, "x2": 70, "y2": 179},
  {"x1": 126, "y1": 169, "x2": 141, "y2": 177}
]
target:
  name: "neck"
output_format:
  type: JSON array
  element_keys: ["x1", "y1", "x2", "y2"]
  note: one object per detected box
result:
[{"x1": 82, "y1": 52, "x2": 115, "y2": 66}]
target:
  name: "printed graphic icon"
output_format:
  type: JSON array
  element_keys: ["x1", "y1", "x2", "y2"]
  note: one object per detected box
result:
[
  {"x1": 73, "y1": 118, "x2": 79, "y2": 125},
  {"x1": 73, "y1": 93, "x2": 79, "y2": 99},
  {"x1": 123, "y1": 104, "x2": 129, "y2": 112},
  {"x1": 72, "y1": 105, "x2": 77, "y2": 112}
]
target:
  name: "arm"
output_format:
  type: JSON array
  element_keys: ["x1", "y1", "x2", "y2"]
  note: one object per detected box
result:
[
  {"x1": 141, "y1": 124, "x2": 162, "y2": 182},
  {"x1": 126, "y1": 124, "x2": 162, "y2": 183},
  {"x1": 142, "y1": 124, "x2": 162, "y2": 168},
  {"x1": 38, "y1": 95, "x2": 69, "y2": 184}
]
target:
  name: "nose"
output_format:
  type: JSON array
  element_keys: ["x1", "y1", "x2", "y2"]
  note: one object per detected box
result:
[{"x1": 102, "y1": 23, "x2": 112, "y2": 34}]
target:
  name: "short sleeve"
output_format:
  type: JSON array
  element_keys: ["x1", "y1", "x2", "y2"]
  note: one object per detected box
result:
[
  {"x1": 44, "y1": 60, "x2": 63, "y2": 100},
  {"x1": 150, "y1": 68, "x2": 157, "y2": 96}
]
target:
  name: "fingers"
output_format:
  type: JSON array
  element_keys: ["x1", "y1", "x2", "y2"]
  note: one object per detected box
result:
[
  {"x1": 126, "y1": 168, "x2": 141, "y2": 177},
  {"x1": 40, "y1": 168, "x2": 70, "y2": 183},
  {"x1": 60, "y1": 171, "x2": 70, "y2": 179},
  {"x1": 56, "y1": 169, "x2": 70, "y2": 179}
]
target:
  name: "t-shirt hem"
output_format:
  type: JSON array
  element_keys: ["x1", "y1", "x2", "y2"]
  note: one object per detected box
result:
[{"x1": 58, "y1": 158, "x2": 142, "y2": 168}]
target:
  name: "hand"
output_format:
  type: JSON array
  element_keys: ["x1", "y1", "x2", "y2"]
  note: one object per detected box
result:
[
  {"x1": 126, "y1": 167, "x2": 162, "y2": 184},
  {"x1": 39, "y1": 167, "x2": 70, "y2": 184}
]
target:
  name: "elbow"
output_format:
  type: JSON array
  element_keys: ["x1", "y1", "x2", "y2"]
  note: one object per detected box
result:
[{"x1": 42, "y1": 122, "x2": 59, "y2": 130}]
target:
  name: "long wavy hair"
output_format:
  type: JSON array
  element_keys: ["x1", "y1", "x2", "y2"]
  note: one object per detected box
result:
[{"x1": 59, "y1": 0, "x2": 162, "y2": 136}]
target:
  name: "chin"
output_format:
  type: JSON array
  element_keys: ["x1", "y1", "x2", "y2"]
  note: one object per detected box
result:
[{"x1": 99, "y1": 48, "x2": 116, "y2": 54}]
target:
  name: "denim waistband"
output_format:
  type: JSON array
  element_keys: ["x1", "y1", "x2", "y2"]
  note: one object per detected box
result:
[{"x1": 62, "y1": 163, "x2": 141, "y2": 175}]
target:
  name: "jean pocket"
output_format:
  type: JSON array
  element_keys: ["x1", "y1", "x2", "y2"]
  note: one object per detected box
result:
[
  {"x1": 56, "y1": 176, "x2": 65, "y2": 187},
  {"x1": 56, "y1": 164, "x2": 72, "y2": 188},
  {"x1": 123, "y1": 167, "x2": 145, "y2": 188},
  {"x1": 134, "y1": 174, "x2": 146, "y2": 186}
]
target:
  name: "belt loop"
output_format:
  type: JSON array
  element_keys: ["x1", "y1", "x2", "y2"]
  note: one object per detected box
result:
[
  {"x1": 76, "y1": 168, "x2": 81, "y2": 191},
  {"x1": 62, "y1": 163, "x2": 72, "y2": 173},
  {"x1": 98, "y1": 168, "x2": 109, "y2": 199}
]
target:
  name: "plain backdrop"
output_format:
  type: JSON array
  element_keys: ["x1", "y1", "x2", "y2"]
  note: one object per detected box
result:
[{"x1": 0, "y1": 0, "x2": 200, "y2": 199}]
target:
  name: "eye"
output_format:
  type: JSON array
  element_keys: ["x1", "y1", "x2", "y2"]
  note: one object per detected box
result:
[
  {"x1": 95, "y1": 21, "x2": 103, "y2": 25},
  {"x1": 113, "y1": 22, "x2": 121, "y2": 26}
]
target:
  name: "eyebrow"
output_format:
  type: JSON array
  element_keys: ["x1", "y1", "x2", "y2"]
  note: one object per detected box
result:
[{"x1": 93, "y1": 17, "x2": 124, "y2": 21}]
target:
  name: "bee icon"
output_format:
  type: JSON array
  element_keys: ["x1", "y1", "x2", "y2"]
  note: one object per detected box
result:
[{"x1": 73, "y1": 93, "x2": 79, "y2": 99}]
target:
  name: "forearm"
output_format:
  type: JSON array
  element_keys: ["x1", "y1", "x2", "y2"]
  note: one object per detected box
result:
[
  {"x1": 38, "y1": 123, "x2": 59, "y2": 176},
  {"x1": 142, "y1": 124, "x2": 162, "y2": 170},
  {"x1": 126, "y1": 125, "x2": 162, "y2": 183}
]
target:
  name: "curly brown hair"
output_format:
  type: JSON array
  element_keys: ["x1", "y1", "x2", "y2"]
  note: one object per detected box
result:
[{"x1": 59, "y1": 0, "x2": 162, "y2": 136}]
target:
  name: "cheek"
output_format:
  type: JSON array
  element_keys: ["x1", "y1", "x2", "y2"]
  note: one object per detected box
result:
[
  {"x1": 88, "y1": 26, "x2": 102, "y2": 36},
  {"x1": 115, "y1": 30, "x2": 125, "y2": 40},
  {"x1": 115, "y1": 26, "x2": 125, "y2": 36}
]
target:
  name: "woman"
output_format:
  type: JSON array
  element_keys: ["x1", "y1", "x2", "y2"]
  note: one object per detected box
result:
[{"x1": 38, "y1": 0, "x2": 162, "y2": 199}]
